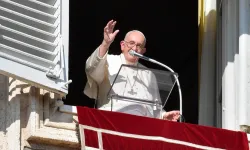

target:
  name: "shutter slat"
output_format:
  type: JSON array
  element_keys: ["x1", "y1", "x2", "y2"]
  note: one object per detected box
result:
[
  {"x1": 0, "y1": 52, "x2": 48, "y2": 72},
  {"x1": 0, "y1": 44, "x2": 56, "y2": 69},
  {"x1": 0, "y1": 0, "x2": 58, "y2": 24},
  {"x1": 10, "y1": 0, "x2": 58, "y2": 15},
  {"x1": 36, "y1": 0, "x2": 58, "y2": 6},
  {"x1": 0, "y1": 16, "x2": 58, "y2": 43},
  {"x1": 1, "y1": 25, "x2": 58, "y2": 51},
  {"x1": 0, "y1": 35, "x2": 57, "y2": 60},
  {"x1": 0, "y1": 6, "x2": 58, "y2": 30},
  {"x1": 2, "y1": 0, "x2": 58, "y2": 17}
]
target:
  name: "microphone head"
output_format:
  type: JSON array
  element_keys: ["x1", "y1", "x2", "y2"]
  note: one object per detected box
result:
[{"x1": 128, "y1": 49, "x2": 135, "y2": 56}]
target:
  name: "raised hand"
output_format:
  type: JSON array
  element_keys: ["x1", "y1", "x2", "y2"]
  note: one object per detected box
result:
[
  {"x1": 103, "y1": 20, "x2": 119, "y2": 46},
  {"x1": 98, "y1": 20, "x2": 119, "y2": 57}
]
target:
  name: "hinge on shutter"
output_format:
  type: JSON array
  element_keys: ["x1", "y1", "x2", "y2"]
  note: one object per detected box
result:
[
  {"x1": 46, "y1": 34, "x2": 72, "y2": 89},
  {"x1": 46, "y1": 64, "x2": 62, "y2": 79},
  {"x1": 46, "y1": 34, "x2": 63, "y2": 79}
]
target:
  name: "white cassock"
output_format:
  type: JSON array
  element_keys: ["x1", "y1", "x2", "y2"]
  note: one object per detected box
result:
[{"x1": 84, "y1": 47, "x2": 164, "y2": 118}]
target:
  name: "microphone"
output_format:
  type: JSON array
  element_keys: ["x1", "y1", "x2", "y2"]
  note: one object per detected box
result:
[
  {"x1": 128, "y1": 49, "x2": 183, "y2": 122},
  {"x1": 128, "y1": 50, "x2": 151, "y2": 62}
]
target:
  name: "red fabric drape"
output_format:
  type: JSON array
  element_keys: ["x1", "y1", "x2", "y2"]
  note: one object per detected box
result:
[{"x1": 77, "y1": 106, "x2": 249, "y2": 150}]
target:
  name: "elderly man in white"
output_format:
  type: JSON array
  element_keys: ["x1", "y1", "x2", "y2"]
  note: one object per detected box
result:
[{"x1": 84, "y1": 20, "x2": 180, "y2": 121}]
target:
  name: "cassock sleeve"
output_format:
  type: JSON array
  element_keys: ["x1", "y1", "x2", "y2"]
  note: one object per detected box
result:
[{"x1": 83, "y1": 46, "x2": 108, "y2": 99}]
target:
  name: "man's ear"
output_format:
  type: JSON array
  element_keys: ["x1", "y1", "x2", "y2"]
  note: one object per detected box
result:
[{"x1": 120, "y1": 41, "x2": 125, "y2": 51}]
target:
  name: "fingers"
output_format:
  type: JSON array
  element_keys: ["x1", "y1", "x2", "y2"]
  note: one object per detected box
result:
[
  {"x1": 103, "y1": 20, "x2": 119, "y2": 42},
  {"x1": 105, "y1": 20, "x2": 117, "y2": 33},
  {"x1": 104, "y1": 20, "x2": 112, "y2": 34},
  {"x1": 163, "y1": 111, "x2": 181, "y2": 122},
  {"x1": 112, "y1": 29, "x2": 119, "y2": 37},
  {"x1": 106, "y1": 20, "x2": 113, "y2": 28},
  {"x1": 104, "y1": 26, "x2": 109, "y2": 35},
  {"x1": 170, "y1": 110, "x2": 180, "y2": 115},
  {"x1": 110, "y1": 21, "x2": 117, "y2": 32},
  {"x1": 174, "y1": 114, "x2": 180, "y2": 120},
  {"x1": 172, "y1": 119, "x2": 178, "y2": 122},
  {"x1": 169, "y1": 115, "x2": 179, "y2": 122}
]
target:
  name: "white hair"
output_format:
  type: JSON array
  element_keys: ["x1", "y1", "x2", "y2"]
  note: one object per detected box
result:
[{"x1": 124, "y1": 30, "x2": 146, "y2": 47}]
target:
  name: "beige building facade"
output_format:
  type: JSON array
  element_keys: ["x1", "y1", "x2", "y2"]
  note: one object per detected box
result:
[{"x1": 0, "y1": 0, "x2": 250, "y2": 149}]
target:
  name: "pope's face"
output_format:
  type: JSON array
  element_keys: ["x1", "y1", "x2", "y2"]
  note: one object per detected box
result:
[{"x1": 120, "y1": 32, "x2": 146, "y2": 64}]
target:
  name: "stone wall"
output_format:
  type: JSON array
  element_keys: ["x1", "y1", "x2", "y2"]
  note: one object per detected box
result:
[{"x1": 0, "y1": 75, "x2": 81, "y2": 150}]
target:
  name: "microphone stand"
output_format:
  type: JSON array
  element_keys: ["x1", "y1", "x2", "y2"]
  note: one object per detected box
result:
[{"x1": 129, "y1": 50, "x2": 183, "y2": 122}]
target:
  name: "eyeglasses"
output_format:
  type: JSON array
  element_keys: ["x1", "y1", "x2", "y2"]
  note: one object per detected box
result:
[{"x1": 124, "y1": 41, "x2": 144, "y2": 50}]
